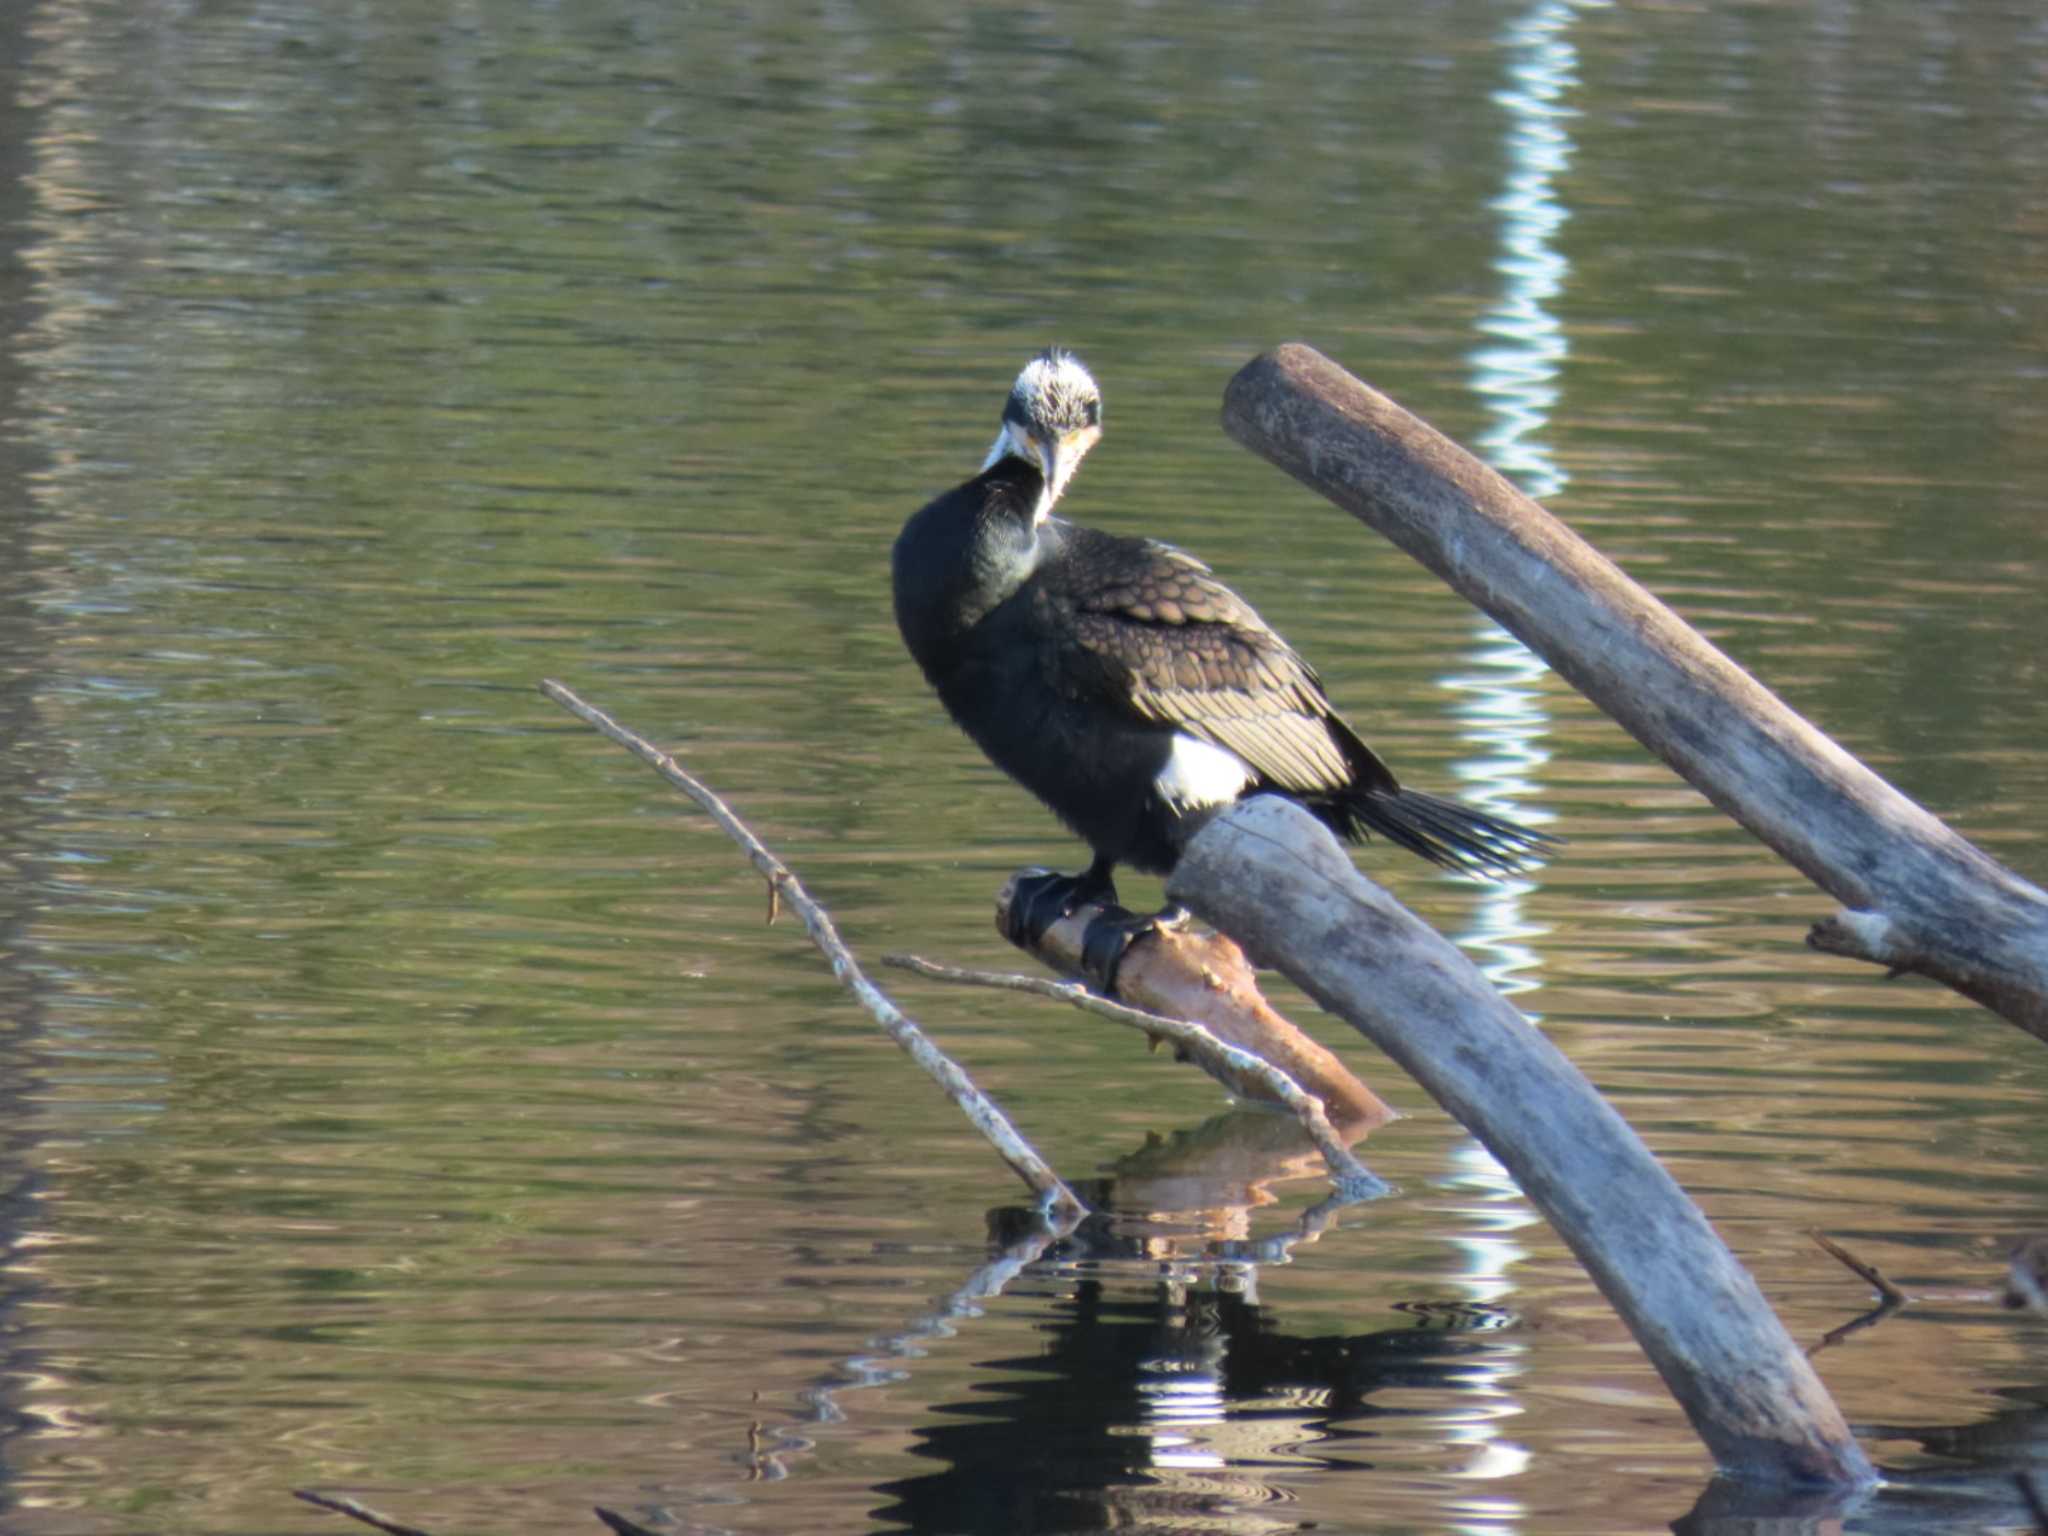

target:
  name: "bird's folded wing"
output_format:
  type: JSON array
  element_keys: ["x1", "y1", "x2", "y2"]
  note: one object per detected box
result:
[{"x1": 1045, "y1": 549, "x2": 1355, "y2": 793}]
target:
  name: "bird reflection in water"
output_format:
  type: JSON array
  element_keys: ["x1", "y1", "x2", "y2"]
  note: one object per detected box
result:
[{"x1": 878, "y1": 1170, "x2": 1521, "y2": 1533}]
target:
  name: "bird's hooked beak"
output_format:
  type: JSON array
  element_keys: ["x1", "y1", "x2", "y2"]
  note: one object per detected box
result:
[{"x1": 1029, "y1": 422, "x2": 1101, "y2": 516}]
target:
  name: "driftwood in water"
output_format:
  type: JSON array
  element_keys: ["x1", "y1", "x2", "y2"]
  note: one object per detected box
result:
[
  {"x1": 1222, "y1": 343, "x2": 2048, "y2": 1042},
  {"x1": 987, "y1": 878, "x2": 1393, "y2": 1128},
  {"x1": 1171, "y1": 796, "x2": 1876, "y2": 1489}
]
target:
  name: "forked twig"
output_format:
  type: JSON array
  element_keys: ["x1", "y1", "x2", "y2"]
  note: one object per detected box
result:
[
  {"x1": 887, "y1": 953, "x2": 1387, "y2": 1196},
  {"x1": 540, "y1": 679, "x2": 1084, "y2": 1220}
]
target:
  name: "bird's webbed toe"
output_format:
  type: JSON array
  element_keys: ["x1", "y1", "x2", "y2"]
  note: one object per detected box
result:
[
  {"x1": 1004, "y1": 866, "x2": 1122, "y2": 949},
  {"x1": 1079, "y1": 903, "x2": 1189, "y2": 998}
]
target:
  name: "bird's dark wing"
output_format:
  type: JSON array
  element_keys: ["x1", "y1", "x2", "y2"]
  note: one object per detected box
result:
[{"x1": 1032, "y1": 528, "x2": 1371, "y2": 793}]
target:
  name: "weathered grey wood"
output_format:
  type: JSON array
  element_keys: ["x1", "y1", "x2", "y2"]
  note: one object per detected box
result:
[
  {"x1": 1222, "y1": 343, "x2": 2048, "y2": 1041},
  {"x1": 1170, "y1": 797, "x2": 1877, "y2": 1488},
  {"x1": 540, "y1": 679, "x2": 1086, "y2": 1222}
]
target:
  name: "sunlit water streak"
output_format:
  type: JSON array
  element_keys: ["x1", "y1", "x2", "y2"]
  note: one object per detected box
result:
[
  {"x1": 1437, "y1": 3, "x2": 1602, "y2": 1522},
  {"x1": 1455, "y1": 0, "x2": 1588, "y2": 985}
]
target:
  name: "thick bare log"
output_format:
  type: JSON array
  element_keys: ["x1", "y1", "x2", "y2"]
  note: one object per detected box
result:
[
  {"x1": 1170, "y1": 796, "x2": 1876, "y2": 1489},
  {"x1": 1222, "y1": 342, "x2": 2048, "y2": 1041}
]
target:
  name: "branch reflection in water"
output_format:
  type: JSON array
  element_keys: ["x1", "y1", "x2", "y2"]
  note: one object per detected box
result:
[{"x1": 782, "y1": 1112, "x2": 1518, "y2": 1528}]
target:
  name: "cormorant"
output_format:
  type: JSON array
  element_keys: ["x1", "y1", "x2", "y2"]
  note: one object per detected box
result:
[{"x1": 892, "y1": 349, "x2": 1553, "y2": 961}]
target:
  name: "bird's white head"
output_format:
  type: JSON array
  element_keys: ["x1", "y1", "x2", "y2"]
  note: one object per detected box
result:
[{"x1": 981, "y1": 348, "x2": 1103, "y2": 522}]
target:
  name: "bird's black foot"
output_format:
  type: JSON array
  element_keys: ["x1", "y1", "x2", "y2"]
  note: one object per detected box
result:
[
  {"x1": 1005, "y1": 868, "x2": 1119, "y2": 949},
  {"x1": 1080, "y1": 904, "x2": 1191, "y2": 998}
]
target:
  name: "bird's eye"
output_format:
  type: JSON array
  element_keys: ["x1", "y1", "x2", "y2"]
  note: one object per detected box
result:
[{"x1": 1084, "y1": 399, "x2": 1100, "y2": 427}]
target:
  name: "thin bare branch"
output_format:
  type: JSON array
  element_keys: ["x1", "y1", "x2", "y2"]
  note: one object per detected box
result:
[
  {"x1": 593, "y1": 1506, "x2": 666, "y2": 1536},
  {"x1": 886, "y1": 952, "x2": 1387, "y2": 1198},
  {"x1": 540, "y1": 679, "x2": 1085, "y2": 1221},
  {"x1": 1810, "y1": 1232, "x2": 1907, "y2": 1306},
  {"x1": 292, "y1": 1491, "x2": 438, "y2": 1536}
]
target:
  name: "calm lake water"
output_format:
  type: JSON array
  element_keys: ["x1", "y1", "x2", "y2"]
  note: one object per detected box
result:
[{"x1": 3, "y1": 2, "x2": 2048, "y2": 1533}]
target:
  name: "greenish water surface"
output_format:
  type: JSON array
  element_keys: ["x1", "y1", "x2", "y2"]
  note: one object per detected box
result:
[{"x1": 1, "y1": 3, "x2": 2046, "y2": 1533}]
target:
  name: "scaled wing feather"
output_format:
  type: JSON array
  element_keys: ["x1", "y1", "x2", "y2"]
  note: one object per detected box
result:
[{"x1": 1047, "y1": 537, "x2": 1356, "y2": 794}]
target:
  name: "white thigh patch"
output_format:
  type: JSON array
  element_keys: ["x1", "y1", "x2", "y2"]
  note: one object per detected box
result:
[{"x1": 1153, "y1": 734, "x2": 1252, "y2": 812}]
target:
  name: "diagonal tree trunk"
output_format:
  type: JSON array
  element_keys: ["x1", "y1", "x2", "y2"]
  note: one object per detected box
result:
[
  {"x1": 1171, "y1": 795, "x2": 1874, "y2": 1489},
  {"x1": 1222, "y1": 342, "x2": 2048, "y2": 1041}
]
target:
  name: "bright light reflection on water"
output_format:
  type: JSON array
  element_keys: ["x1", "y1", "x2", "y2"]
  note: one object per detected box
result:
[{"x1": 1439, "y1": 0, "x2": 1603, "y2": 1522}]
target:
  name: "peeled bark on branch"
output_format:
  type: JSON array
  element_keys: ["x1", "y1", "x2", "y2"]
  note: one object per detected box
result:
[
  {"x1": 1170, "y1": 797, "x2": 1876, "y2": 1489},
  {"x1": 1222, "y1": 343, "x2": 2048, "y2": 1041},
  {"x1": 884, "y1": 949, "x2": 1388, "y2": 1197},
  {"x1": 987, "y1": 879, "x2": 1393, "y2": 1127}
]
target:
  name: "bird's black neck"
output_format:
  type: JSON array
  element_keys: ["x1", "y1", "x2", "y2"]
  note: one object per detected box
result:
[
  {"x1": 892, "y1": 455, "x2": 1049, "y2": 673},
  {"x1": 970, "y1": 451, "x2": 1047, "y2": 522}
]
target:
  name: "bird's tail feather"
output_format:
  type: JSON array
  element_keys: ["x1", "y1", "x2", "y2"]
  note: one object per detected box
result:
[{"x1": 1327, "y1": 786, "x2": 1557, "y2": 880}]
